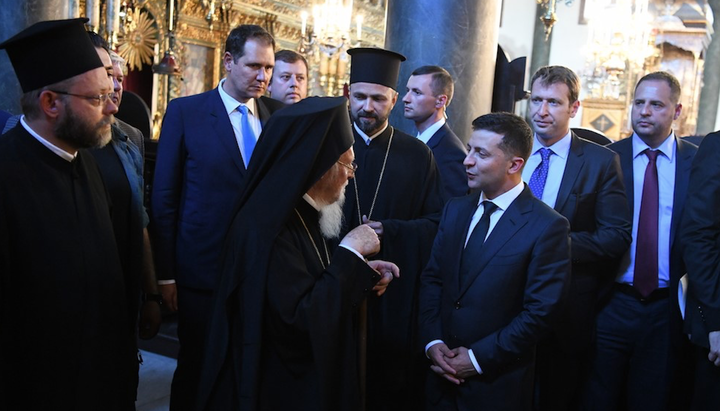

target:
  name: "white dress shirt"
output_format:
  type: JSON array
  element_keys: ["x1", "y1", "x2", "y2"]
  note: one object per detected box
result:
[
  {"x1": 21, "y1": 115, "x2": 76, "y2": 161},
  {"x1": 427, "y1": 181, "x2": 525, "y2": 375},
  {"x1": 616, "y1": 132, "x2": 676, "y2": 289},
  {"x1": 521, "y1": 131, "x2": 572, "y2": 208},
  {"x1": 218, "y1": 79, "x2": 262, "y2": 163},
  {"x1": 416, "y1": 118, "x2": 445, "y2": 145}
]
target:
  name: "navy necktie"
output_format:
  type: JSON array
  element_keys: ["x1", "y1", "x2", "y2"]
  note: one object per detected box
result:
[
  {"x1": 460, "y1": 201, "x2": 498, "y2": 284},
  {"x1": 238, "y1": 105, "x2": 256, "y2": 167},
  {"x1": 529, "y1": 148, "x2": 553, "y2": 199},
  {"x1": 634, "y1": 149, "x2": 660, "y2": 297}
]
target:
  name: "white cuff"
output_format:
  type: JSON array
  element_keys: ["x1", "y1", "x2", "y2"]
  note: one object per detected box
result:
[
  {"x1": 339, "y1": 244, "x2": 365, "y2": 261},
  {"x1": 468, "y1": 349, "x2": 483, "y2": 375},
  {"x1": 424, "y1": 339, "x2": 444, "y2": 358},
  {"x1": 157, "y1": 279, "x2": 176, "y2": 285}
]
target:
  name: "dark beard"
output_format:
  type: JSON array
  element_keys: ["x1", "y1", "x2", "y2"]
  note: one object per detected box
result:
[
  {"x1": 54, "y1": 103, "x2": 112, "y2": 149},
  {"x1": 351, "y1": 109, "x2": 387, "y2": 136}
]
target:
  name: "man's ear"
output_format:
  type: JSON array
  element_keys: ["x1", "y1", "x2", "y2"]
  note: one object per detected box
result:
[
  {"x1": 507, "y1": 156, "x2": 525, "y2": 175},
  {"x1": 39, "y1": 90, "x2": 61, "y2": 120},
  {"x1": 436, "y1": 94, "x2": 448, "y2": 109}
]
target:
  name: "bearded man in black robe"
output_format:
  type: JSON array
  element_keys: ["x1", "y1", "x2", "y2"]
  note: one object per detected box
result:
[
  {"x1": 0, "y1": 19, "x2": 134, "y2": 410},
  {"x1": 343, "y1": 47, "x2": 445, "y2": 410},
  {"x1": 198, "y1": 96, "x2": 399, "y2": 411}
]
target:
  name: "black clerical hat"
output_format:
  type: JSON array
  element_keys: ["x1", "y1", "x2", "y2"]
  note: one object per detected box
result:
[
  {"x1": 0, "y1": 18, "x2": 103, "y2": 93},
  {"x1": 348, "y1": 47, "x2": 406, "y2": 90}
]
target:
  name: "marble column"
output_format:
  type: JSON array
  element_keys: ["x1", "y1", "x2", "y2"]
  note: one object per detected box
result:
[
  {"x1": 385, "y1": 0, "x2": 502, "y2": 142},
  {"x1": 696, "y1": 0, "x2": 720, "y2": 135},
  {"x1": 0, "y1": 0, "x2": 69, "y2": 114},
  {"x1": 526, "y1": 3, "x2": 552, "y2": 124}
]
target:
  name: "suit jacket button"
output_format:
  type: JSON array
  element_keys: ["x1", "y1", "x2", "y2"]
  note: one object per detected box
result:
[{"x1": 455, "y1": 301, "x2": 461, "y2": 309}]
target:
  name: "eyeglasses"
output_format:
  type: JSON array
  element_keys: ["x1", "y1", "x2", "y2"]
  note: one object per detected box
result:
[
  {"x1": 337, "y1": 160, "x2": 358, "y2": 173},
  {"x1": 50, "y1": 90, "x2": 115, "y2": 107}
]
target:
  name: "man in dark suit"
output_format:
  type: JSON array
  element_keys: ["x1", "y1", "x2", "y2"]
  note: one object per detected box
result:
[
  {"x1": 151, "y1": 24, "x2": 284, "y2": 411},
  {"x1": 681, "y1": 130, "x2": 720, "y2": 410},
  {"x1": 403, "y1": 65, "x2": 467, "y2": 199},
  {"x1": 523, "y1": 66, "x2": 632, "y2": 411},
  {"x1": 419, "y1": 112, "x2": 571, "y2": 411},
  {"x1": 584, "y1": 71, "x2": 697, "y2": 410}
]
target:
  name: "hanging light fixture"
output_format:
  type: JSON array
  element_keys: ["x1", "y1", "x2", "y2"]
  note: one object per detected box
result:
[{"x1": 153, "y1": 0, "x2": 181, "y2": 76}]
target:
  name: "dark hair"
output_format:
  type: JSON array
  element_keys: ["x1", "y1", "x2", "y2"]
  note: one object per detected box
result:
[
  {"x1": 86, "y1": 31, "x2": 109, "y2": 52},
  {"x1": 635, "y1": 71, "x2": 682, "y2": 104},
  {"x1": 410, "y1": 65, "x2": 454, "y2": 106},
  {"x1": 225, "y1": 24, "x2": 275, "y2": 62},
  {"x1": 21, "y1": 77, "x2": 77, "y2": 121},
  {"x1": 275, "y1": 49, "x2": 308, "y2": 71},
  {"x1": 530, "y1": 65, "x2": 580, "y2": 104},
  {"x1": 471, "y1": 112, "x2": 532, "y2": 161}
]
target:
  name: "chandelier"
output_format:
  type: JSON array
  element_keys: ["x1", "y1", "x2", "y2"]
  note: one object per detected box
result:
[
  {"x1": 582, "y1": 0, "x2": 655, "y2": 100},
  {"x1": 298, "y1": 0, "x2": 364, "y2": 97},
  {"x1": 537, "y1": 0, "x2": 576, "y2": 40}
]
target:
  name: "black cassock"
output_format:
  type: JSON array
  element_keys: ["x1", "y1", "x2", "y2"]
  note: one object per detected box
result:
[
  {"x1": 260, "y1": 198, "x2": 380, "y2": 411},
  {"x1": 342, "y1": 125, "x2": 444, "y2": 409},
  {"x1": 0, "y1": 126, "x2": 134, "y2": 410}
]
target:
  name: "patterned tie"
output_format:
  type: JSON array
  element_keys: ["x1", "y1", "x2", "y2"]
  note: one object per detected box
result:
[
  {"x1": 528, "y1": 148, "x2": 553, "y2": 199},
  {"x1": 238, "y1": 105, "x2": 256, "y2": 167},
  {"x1": 460, "y1": 201, "x2": 498, "y2": 285},
  {"x1": 634, "y1": 149, "x2": 660, "y2": 297}
]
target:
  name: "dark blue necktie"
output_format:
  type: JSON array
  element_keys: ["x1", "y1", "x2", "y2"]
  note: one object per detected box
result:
[{"x1": 529, "y1": 147, "x2": 553, "y2": 199}]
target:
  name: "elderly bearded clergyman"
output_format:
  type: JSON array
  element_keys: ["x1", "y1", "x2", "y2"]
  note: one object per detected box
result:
[{"x1": 198, "y1": 96, "x2": 399, "y2": 411}]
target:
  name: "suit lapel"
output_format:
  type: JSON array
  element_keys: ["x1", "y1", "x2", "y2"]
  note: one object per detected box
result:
[
  {"x1": 670, "y1": 138, "x2": 694, "y2": 248},
  {"x1": 613, "y1": 139, "x2": 635, "y2": 212},
  {"x1": 209, "y1": 88, "x2": 246, "y2": 174},
  {"x1": 452, "y1": 194, "x2": 482, "y2": 293},
  {"x1": 426, "y1": 124, "x2": 448, "y2": 149},
  {"x1": 555, "y1": 133, "x2": 585, "y2": 214},
  {"x1": 457, "y1": 188, "x2": 532, "y2": 298},
  {"x1": 256, "y1": 96, "x2": 271, "y2": 126}
]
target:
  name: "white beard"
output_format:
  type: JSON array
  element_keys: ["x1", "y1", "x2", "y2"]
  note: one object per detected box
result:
[{"x1": 319, "y1": 190, "x2": 346, "y2": 239}]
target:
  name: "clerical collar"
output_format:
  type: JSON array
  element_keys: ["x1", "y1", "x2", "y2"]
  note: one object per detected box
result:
[
  {"x1": 417, "y1": 118, "x2": 445, "y2": 144},
  {"x1": 354, "y1": 121, "x2": 388, "y2": 145},
  {"x1": 303, "y1": 193, "x2": 321, "y2": 211},
  {"x1": 631, "y1": 131, "x2": 676, "y2": 162},
  {"x1": 218, "y1": 78, "x2": 257, "y2": 117},
  {"x1": 20, "y1": 115, "x2": 76, "y2": 162},
  {"x1": 478, "y1": 181, "x2": 524, "y2": 211}
]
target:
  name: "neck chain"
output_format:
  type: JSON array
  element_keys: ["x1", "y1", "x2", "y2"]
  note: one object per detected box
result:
[
  {"x1": 354, "y1": 127, "x2": 394, "y2": 225},
  {"x1": 294, "y1": 208, "x2": 330, "y2": 269}
]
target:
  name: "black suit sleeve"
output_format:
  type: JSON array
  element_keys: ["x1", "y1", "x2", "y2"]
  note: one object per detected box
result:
[
  {"x1": 570, "y1": 151, "x2": 631, "y2": 264},
  {"x1": 682, "y1": 132, "x2": 720, "y2": 332}
]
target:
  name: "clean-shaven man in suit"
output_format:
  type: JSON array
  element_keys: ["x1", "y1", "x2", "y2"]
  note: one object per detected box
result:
[
  {"x1": 151, "y1": 24, "x2": 284, "y2": 411},
  {"x1": 583, "y1": 71, "x2": 697, "y2": 410},
  {"x1": 523, "y1": 66, "x2": 632, "y2": 411},
  {"x1": 681, "y1": 130, "x2": 720, "y2": 410},
  {"x1": 419, "y1": 112, "x2": 571, "y2": 411},
  {"x1": 403, "y1": 65, "x2": 467, "y2": 199}
]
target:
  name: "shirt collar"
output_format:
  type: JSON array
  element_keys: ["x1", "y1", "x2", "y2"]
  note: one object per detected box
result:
[
  {"x1": 218, "y1": 78, "x2": 257, "y2": 116},
  {"x1": 354, "y1": 121, "x2": 389, "y2": 145},
  {"x1": 417, "y1": 118, "x2": 446, "y2": 144},
  {"x1": 478, "y1": 180, "x2": 525, "y2": 211},
  {"x1": 631, "y1": 131, "x2": 676, "y2": 162},
  {"x1": 531, "y1": 130, "x2": 572, "y2": 160},
  {"x1": 20, "y1": 115, "x2": 76, "y2": 161},
  {"x1": 303, "y1": 193, "x2": 321, "y2": 211}
]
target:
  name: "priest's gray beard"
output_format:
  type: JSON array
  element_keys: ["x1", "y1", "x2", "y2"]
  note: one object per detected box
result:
[{"x1": 319, "y1": 190, "x2": 346, "y2": 240}]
